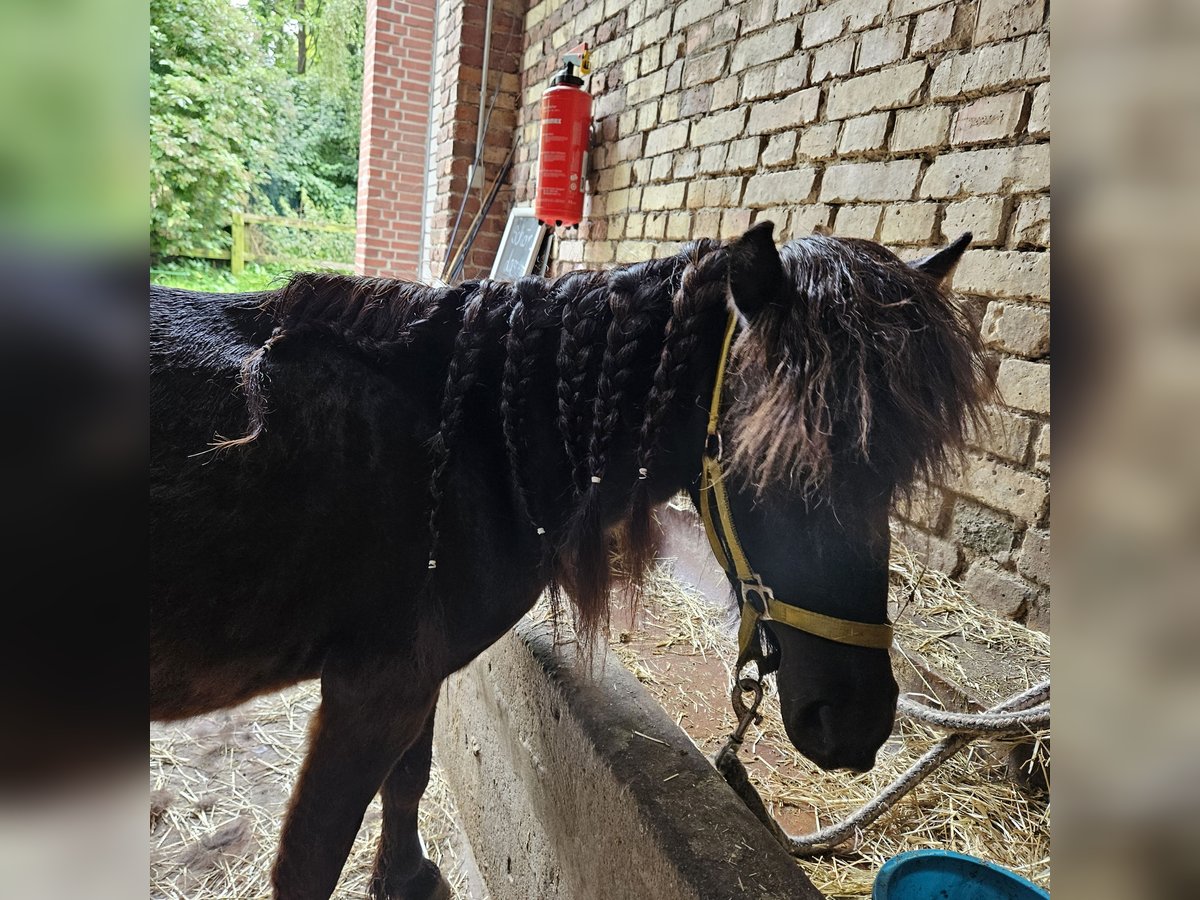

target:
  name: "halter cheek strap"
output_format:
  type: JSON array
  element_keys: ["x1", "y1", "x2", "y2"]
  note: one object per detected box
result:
[{"x1": 697, "y1": 312, "x2": 895, "y2": 670}]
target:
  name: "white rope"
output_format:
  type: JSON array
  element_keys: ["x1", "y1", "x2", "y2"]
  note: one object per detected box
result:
[
  {"x1": 898, "y1": 684, "x2": 1049, "y2": 735},
  {"x1": 715, "y1": 679, "x2": 1049, "y2": 856}
]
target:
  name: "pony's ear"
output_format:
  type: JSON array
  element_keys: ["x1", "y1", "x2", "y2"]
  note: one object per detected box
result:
[
  {"x1": 911, "y1": 232, "x2": 971, "y2": 283},
  {"x1": 728, "y1": 220, "x2": 785, "y2": 319}
]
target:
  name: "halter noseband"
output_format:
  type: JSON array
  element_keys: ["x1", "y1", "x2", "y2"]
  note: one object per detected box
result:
[{"x1": 697, "y1": 311, "x2": 895, "y2": 672}]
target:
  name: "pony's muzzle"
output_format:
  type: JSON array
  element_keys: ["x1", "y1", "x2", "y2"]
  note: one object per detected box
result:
[{"x1": 785, "y1": 696, "x2": 896, "y2": 774}]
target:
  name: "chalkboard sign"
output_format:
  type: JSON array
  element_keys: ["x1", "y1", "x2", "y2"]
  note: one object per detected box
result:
[{"x1": 490, "y1": 207, "x2": 550, "y2": 281}]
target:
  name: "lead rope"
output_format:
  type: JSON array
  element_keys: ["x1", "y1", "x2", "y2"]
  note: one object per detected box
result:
[{"x1": 714, "y1": 678, "x2": 1050, "y2": 856}]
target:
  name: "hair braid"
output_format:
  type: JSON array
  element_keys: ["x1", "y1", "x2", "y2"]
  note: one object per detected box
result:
[
  {"x1": 626, "y1": 244, "x2": 730, "y2": 580},
  {"x1": 270, "y1": 273, "x2": 450, "y2": 357},
  {"x1": 555, "y1": 276, "x2": 612, "y2": 491},
  {"x1": 501, "y1": 276, "x2": 554, "y2": 540},
  {"x1": 425, "y1": 284, "x2": 514, "y2": 572},
  {"x1": 560, "y1": 266, "x2": 676, "y2": 635},
  {"x1": 586, "y1": 268, "x2": 672, "y2": 483},
  {"x1": 209, "y1": 327, "x2": 288, "y2": 452}
]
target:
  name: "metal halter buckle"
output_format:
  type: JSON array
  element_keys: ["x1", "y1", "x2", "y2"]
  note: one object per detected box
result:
[
  {"x1": 705, "y1": 432, "x2": 723, "y2": 460},
  {"x1": 740, "y1": 577, "x2": 774, "y2": 617}
]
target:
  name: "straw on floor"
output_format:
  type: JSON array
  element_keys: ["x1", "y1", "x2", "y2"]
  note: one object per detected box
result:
[
  {"x1": 150, "y1": 527, "x2": 1047, "y2": 900},
  {"x1": 150, "y1": 685, "x2": 480, "y2": 900},
  {"x1": 604, "y1": 530, "x2": 1050, "y2": 898}
]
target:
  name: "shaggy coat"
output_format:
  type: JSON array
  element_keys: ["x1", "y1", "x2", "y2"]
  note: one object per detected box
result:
[{"x1": 150, "y1": 222, "x2": 987, "y2": 900}]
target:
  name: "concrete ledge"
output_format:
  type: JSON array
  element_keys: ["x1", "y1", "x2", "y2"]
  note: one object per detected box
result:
[{"x1": 434, "y1": 619, "x2": 823, "y2": 899}]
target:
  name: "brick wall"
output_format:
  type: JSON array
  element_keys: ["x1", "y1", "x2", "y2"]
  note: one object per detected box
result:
[
  {"x1": 511, "y1": 0, "x2": 1051, "y2": 629},
  {"x1": 422, "y1": 0, "x2": 525, "y2": 281},
  {"x1": 356, "y1": 0, "x2": 437, "y2": 278}
]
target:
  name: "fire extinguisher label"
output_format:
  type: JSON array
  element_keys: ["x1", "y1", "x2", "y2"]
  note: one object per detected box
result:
[{"x1": 534, "y1": 83, "x2": 593, "y2": 227}]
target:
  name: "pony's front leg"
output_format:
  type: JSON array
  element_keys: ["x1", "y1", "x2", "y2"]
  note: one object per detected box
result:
[
  {"x1": 369, "y1": 703, "x2": 450, "y2": 900},
  {"x1": 272, "y1": 652, "x2": 439, "y2": 900}
]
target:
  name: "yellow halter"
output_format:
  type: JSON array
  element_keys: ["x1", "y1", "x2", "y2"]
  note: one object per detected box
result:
[{"x1": 697, "y1": 312, "x2": 895, "y2": 670}]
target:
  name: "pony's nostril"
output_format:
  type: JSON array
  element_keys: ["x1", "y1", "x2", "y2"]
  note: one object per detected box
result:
[
  {"x1": 794, "y1": 701, "x2": 841, "y2": 758},
  {"x1": 799, "y1": 701, "x2": 830, "y2": 737},
  {"x1": 790, "y1": 702, "x2": 883, "y2": 772}
]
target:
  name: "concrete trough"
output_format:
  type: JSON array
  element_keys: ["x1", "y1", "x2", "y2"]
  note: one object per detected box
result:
[{"x1": 434, "y1": 617, "x2": 823, "y2": 899}]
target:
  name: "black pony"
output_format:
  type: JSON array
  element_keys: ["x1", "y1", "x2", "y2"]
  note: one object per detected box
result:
[{"x1": 150, "y1": 222, "x2": 987, "y2": 900}]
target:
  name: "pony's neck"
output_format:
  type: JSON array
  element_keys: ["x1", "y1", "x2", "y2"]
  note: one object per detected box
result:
[
  {"x1": 263, "y1": 245, "x2": 732, "y2": 638},
  {"x1": 510, "y1": 243, "x2": 730, "y2": 635}
]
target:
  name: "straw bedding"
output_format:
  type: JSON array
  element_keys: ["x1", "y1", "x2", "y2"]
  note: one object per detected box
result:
[
  {"x1": 605, "y1": 529, "x2": 1050, "y2": 898},
  {"x1": 150, "y1": 687, "x2": 480, "y2": 899},
  {"x1": 150, "y1": 531, "x2": 1047, "y2": 899}
]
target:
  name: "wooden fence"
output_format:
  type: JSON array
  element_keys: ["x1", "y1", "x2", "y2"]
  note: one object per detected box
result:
[{"x1": 181, "y1": 212, "x2": 356, "y2": 274}]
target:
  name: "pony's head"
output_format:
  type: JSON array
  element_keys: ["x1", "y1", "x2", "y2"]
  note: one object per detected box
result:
[{"x1": 708, "y1": 222, "x2": 986, "y2": 771}]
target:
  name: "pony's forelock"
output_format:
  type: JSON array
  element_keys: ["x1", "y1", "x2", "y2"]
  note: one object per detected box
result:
[{"x1": 726, "y1": 235, "x2": 992, "y2": 496}]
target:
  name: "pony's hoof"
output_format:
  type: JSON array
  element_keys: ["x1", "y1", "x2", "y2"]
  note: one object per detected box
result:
[{"x1": 369, "y1": 858, "x2": 452, "y2": 900}]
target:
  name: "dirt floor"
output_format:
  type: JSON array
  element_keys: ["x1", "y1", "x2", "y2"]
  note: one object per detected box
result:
[
  {"x1": 149, "y1": 688, "x2": 486, "y2": 900},
  {"x1": 150, "y1": 533, "x2": 1049, "y2": 899},
  {"x1": 609, "y1": 590, "x2": 827, "y2": 836}
]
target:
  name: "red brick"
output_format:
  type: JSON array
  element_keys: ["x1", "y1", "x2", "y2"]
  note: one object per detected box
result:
[{"x1": 358, "y1": 0, "x2": 438, "y2": 276}]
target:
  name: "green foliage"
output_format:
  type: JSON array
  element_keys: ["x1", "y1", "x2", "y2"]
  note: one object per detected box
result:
[
  {"x1": 151, "y1": 0, "x2": 365, "y2": 260},
  {"x1": 253, "y1": 0, "x2": 365, "y2": 98},
  {"x1": 264, "y1": 75, "x2": 360, "y2": 219},
  {"x1": 261, "y1": 0, "x2": 365, "y2": 224},
  {"x1": 150, "y1": 0, "x2": 285, "y2": 256},
  {"x1": 151, "y1": 259, "x2": 296, "y2": 293},
  {"x1": 246, "y1": 218, "x2": 356, "y2": 266}
]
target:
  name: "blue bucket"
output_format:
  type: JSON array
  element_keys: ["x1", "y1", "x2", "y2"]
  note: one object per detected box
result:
[{"x1": 873, "y1": 850, "x2": 1048, "y2": 900}]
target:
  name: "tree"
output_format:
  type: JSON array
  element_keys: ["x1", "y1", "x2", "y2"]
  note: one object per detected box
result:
[
  {"x1": 151, "y1": 0, "x2": 364, "y2": 258},
  {"x1": 254, "y1": 0, "x2": 365, "y2": 220},
  {"x1": 150, "y1": 0, "x2": 284, "y2": 256}
]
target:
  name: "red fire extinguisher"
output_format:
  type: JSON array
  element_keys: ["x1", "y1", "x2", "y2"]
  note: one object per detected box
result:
[{"x1": 534, "y1": 44, "x2": 592, "y2": 228}]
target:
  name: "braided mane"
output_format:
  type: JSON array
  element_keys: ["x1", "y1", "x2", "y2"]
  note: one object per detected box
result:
[
  {"x1": 215, "y1": 231, "x2": 987, "y2": 645},
  {"x1": 221, "y1": 240, "x2": 728, "y2": 643}
]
